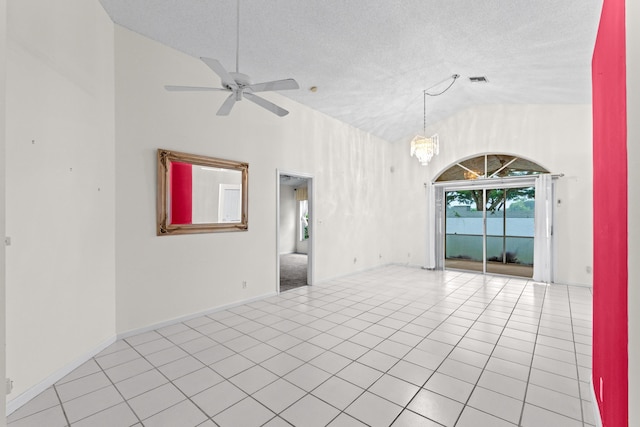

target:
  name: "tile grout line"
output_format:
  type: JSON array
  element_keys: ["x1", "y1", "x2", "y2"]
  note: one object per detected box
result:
[
  {"x1": 252, "y1": 269, "x2": 477, "y2": 426},
  {"x1": 567, "y1": 285, "x2": 588, "y2": 425},
  {"x1": 449, "y1": 277, "x2": 534, "y2": 426},
  {"x1": 377, "y1": 274, "x2": 520, "y2": 426},
  {"x1": 517, "y1": 282, "x2": 549, "y2": 426},
  {"x1": 8, "y1": 267, "x2": 592, "y2": 427},
  {"x1": 51, "y1": 384, "x2": 71, "y2": 427}
]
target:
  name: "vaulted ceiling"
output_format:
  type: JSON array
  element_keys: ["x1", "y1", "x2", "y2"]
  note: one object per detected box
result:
[{"x1": 99, "y1": 0, "x2": 603, "y2": 143}]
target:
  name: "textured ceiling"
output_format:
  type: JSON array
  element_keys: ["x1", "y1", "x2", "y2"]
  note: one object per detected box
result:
[{"x1": 98, "y1": 0, "x2": 603, "y2": 143}]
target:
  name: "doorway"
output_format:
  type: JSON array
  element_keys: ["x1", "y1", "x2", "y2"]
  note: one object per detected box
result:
[
  {"x1": 277, "y1": 171, "x2": 313, "y2": 292},
  {"x1": 444, "y1": 186, "x2": 535, "y2": 278}
]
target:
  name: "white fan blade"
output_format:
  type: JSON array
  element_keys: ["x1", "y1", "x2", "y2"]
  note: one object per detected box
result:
[
  {"x1": 248, "y1": 78, "x2": 299, "y2": 93},
  {"x1": 244, "y1": 92, "x2": 289, "y2": 117},
  {"x1": 200, "y1": 57, "x2": 238, "y2": 89},
  {"x1": 165, "y1": 85, "x2": 228, "y2": 92},
  {"x1": 217, "y1": 93, "x2": 237, "y2": 116}
]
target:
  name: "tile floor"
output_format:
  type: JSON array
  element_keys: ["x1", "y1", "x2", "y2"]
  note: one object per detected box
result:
[{"x1": 7, "y1": 266, "x2": 594, "y2": 426}]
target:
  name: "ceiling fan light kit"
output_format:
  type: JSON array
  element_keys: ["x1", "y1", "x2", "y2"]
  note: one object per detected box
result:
[{"x1": 164, "y1": 0, "x2": 299, "y2": 117}]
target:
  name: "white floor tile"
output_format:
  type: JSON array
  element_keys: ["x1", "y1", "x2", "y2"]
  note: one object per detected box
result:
[
  {"x1": 8, "y1": 267, "x2": 596, "y2": 427},
  {"x1": 435, "y1": 358, "x2": 482, "y2": 385},
  {"x1": 286, "y1": 341, "x2": 326, "y2": 361},
  {"x1": 261, "y1": 352, "x2": 305, "y2": 376},
  {"x1": 229, "y1": 364, "x2": 279, "y2": 394},
  {"x1": 310, "y1": 350, "x2": 353, "y2": 374},
  {"x1": 104, "y1": 357, "x2": 154, "y2": 384},
  {"x1": 72, "y1": 402, "x2": 139, "y2": 427},
  {"x1": 284, "y1": 363, "x2": 332, "y2": 392},
  {"x1": 327, "y1": 412, "x2": 369, "y2": 426},
  {"x1": 115, "y1": 369, "x2": 168, "y2": 400},
  {"x1": 127, "y1": 382, "x2": 185, "y2": 421},
  {"x1": 424, "y1": 372, "x2": 474, "y2": 404},
  {"x1": 281, "y1": 394, "x2": 341, "y2": 427},
  {"x1": 312, "y1": 376, "x2": 363, "y2": 410},
  {"x1": 210, "y1": 353, "x2": 255, "y2": 378},
  {"x1": 7, "y1": 387, "x2": 59, "y2": 422},
  {"x1": 528, "y1": 367, "x2": 580, "y2": 398},
  {"x1": 253, "y1": 378, "x2": 307, "y2": 413},
  {"x1": 357, "y1": 349, "x2": 399, "y2": 372},
  {"x1": 7, "y1": 405, "x2": 68, "y2": 427},
  {"x1": 476, "y1": 369, "x2": 527, "y2": 400},
  {"x1": 456, "y1": 406, "x2": 516, "y2": 427},
  {"x1": 56, "y1": 359, "x2": 102, "y2": 385},
  {"x1": 213, "y1": 397, "x2": 276, "y2": 427},
  {"x1": 369, "y1": 374, "x2": 419, "y2": 407},
  {"x1": 390, "y1": 409, "x2": 441, "y2": 426},
  {"x1": 407, "y1": 388, "x2": 464, "y2": 426},
  {"x1": 157, "y1": 355, "x2": 204, "y2": 380},
  {"x1": 63, "y1": 386, "x2": 124, "y2": 424},
  {"x1": 191, "y1": 380, "x2": 247, "y2": 417},
  {"x1": 345, "y1": 391, "x2": 403, "y2": 427},
  {"x1": 337, "y1": 362, "x2": 384, "y2": 389},
  {"x1": 485, "y1": 356, "x2": 530, "y2": 382},
  {"x1": 467, "y1": 386, "x2": 523, "y2": 424},
  {"x1": 525, "y1": 383, "x2": 583, "y2": 421},
  {"x1": 520, "y1": 403, "x2": 583, "y2": 427}
]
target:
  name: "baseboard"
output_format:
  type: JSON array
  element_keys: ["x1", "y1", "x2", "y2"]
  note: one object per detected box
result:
[
  {"x1": 314, "y1": 262, "x2": 398, "y2": 285},
  {"x1": 6, "y1": 335, "x2": 117, "y2": 415},
  {"x1": 7, "y1": 291, "x2": 278, "y2": 415},
  {"x1": 117, "y1": 291, "x2": 278, "y2": 340},
  {"x1": 590, "y1": 378, "x2": 604, "y2": 427}
]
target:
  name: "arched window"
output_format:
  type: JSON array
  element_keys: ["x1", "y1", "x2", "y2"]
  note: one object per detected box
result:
[{"x1": 435, "y1": 154, "x2": 549, "y2": 182}]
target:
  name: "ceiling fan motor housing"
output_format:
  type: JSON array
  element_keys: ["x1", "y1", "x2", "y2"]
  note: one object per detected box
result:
[{"x1": 227, "y1": 72, "x2": 251, "y2": 88}]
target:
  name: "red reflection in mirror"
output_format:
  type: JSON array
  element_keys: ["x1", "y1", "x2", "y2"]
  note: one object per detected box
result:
[{"x1": 170, "y1": 161, "x2": 192, "y2": 224}]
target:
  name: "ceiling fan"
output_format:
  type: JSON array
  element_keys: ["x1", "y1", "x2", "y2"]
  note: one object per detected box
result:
[{"x1": 164, "y1": 0, "x2": 299, "y2": 117}]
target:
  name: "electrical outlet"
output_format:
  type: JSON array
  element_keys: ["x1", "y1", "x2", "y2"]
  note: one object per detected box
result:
[
  {"x1": 6, "y1": 378, "x2": 13, "y2": 394},
  {"x1": 4, "y1": 237, "x2": 11, "y2": 246},
  {"x1": 242, "y1": 281, "x2": 247, "y2": 289},
  {"x1": 353, "y1": 257, "x2": 357, "y2": 264}
]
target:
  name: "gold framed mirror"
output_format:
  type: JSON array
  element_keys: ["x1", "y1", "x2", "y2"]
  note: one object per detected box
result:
[{"x1": 157, "y1": 149, "x2": 248, "y2": 235}]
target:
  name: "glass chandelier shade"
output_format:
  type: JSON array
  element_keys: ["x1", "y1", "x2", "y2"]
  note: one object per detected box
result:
[{"x1": 410, "y1": 134, "x2": 439, "y2": 165}]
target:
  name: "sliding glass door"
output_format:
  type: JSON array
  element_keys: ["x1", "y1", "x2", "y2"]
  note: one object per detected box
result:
[
  {"x1": 445, "y1": 186, "x2": 535, "y2": 278},
  {"x1": 445, "y1": 190, "x2": 484, "y2": 272},
  {"x1": 485, "y1": 187, "x2": 535, "y2": 277}
]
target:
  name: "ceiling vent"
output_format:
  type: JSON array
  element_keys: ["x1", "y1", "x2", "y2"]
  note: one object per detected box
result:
[{"x1": 469, "y1": 76, "x2": 488, "y2": 83}]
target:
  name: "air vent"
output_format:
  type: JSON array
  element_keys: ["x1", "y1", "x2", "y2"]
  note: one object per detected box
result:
[{"x1": 469, "y1": 76, "x2": 488, "y2": 83}]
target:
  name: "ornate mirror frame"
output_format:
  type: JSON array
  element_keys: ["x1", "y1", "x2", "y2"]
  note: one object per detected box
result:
[{"x1": 157, "y1": 149, "x2": 248, "y2": 235}]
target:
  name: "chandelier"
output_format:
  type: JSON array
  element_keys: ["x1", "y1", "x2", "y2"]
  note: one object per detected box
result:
[
  {"x1": 410, "y1": 134, "x2": 439, "y2": 165},
  {"x1": 410, "y1": 74, "x2": 459, "y2": 166}
]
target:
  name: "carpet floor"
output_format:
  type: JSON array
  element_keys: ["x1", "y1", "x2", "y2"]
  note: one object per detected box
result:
[{"x1": 280, "y1": 253, "x2": 308, "y2": 292}]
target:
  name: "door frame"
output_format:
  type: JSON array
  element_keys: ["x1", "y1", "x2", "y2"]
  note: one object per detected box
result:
[
  {"x1": 276, "y1": 169, "x2": 314, "y2": 292},
  {"x1": 434, "y1": 175, "x2": 543, "y2": 277}
]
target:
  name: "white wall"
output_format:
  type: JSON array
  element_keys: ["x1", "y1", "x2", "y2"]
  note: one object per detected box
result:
[
  {"x1": 0, "y1": 0, "x2": 7, "y2": 423},
  {"x1": 627, "y1": 0, "x2": 639, "y2": 423},
  {"x1": 391, "y1": 104, "x2": 593, "y2": 286},
  {"x1": 5, "y1": 0, "x2": 116, "y2": 401},
  {"x1": 279, "y1": 185, "x2": 296, "y2": 254},
  {"x1": 114, "y1": 27, "x2": 394, "y2": 333}
]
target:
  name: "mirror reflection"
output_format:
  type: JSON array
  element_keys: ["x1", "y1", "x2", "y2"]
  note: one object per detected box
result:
[{"x1": 157, "y1": 149, "x2": 248, "y2": 235}]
